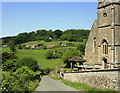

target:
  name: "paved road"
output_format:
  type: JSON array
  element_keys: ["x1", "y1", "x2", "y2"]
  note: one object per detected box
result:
[{"x1": 34, "y1": 76, "x2": 78, "y2": 91}]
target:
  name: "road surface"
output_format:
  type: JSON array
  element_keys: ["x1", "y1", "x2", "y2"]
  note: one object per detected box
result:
[{"x1": 34, "y1": 76, "x2": 78, "y2": 91}]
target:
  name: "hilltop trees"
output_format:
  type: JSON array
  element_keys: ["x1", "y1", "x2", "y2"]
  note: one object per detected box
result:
[
  {"x1": 53, "y1": 29, "x2": 63, "y2": 38},
  {"x1": 2, "y1": 29, "x2": 90, "y2": 46}
]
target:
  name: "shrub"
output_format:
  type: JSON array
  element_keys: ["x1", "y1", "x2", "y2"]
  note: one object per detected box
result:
[
  {"x1": 2, "y1": 52, "x2": 18, "y2": 64},
  {"x1": 45, "y1": 51, "x2": 54, "y2": 59},
  {"x1": 77, "y1": 44, "x2": 85, "y2": 54},
  {"x1": 45, "y1": 67, "x2": 51, "y2": 74},
  {"x1": 38, "y1": 43, "x2": 43, "y2": 47},
  {"x1": 16, "y1": 57, "x2": 39, "y2": 72},
  {"x1": 43, "y1": 46, "x2": 47, "y2": 50},
  {"x1": 18, "y1": 45, "x2": 22, "y2": 49},
  {"x1": 2, "y1": 66, "x2": 40, "y2": 93},
  {"x1": 2, "y1": 60, "x2": 17, "y2": 72},
  {"x1": 44, "y1": 37, "x2": 51, "y2": 42}
]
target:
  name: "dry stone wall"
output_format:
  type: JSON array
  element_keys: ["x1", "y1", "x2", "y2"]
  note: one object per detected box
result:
[{"x1": 63, "y1": 70, "x2": 120, "y2": 91}]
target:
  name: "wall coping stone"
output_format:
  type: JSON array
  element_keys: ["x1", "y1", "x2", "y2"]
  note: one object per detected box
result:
[{"x1": 64, "y1": 68, "x2": 120, "y2": 73}]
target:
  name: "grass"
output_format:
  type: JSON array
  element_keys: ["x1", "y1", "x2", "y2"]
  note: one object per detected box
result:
[
  {"x1": 49, "y1": 75, "x2": 119, "y2": 93},
  {"x1": 21, "y1": 40, "x2": 85, "y2": 46},
  {"x1": 2, "y1": 47, "x2": 76, "y2": 69}
]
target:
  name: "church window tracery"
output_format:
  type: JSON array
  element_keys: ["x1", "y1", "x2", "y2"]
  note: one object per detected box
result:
[{"x1": 102, "y1": 39, "x2": 108, "y2": 54}]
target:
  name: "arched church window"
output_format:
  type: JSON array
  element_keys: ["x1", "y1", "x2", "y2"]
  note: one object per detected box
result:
[{"x1": 102, "y1": 39, "x2": 108, "y2": 54}]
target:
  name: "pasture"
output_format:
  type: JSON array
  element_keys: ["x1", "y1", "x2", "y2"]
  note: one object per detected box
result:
[
  {"x1": 21, "y1": 40, "x2": 84, "y2": 46},
  {"x1": 2, "y1": 47, "x2": 77, "y2": 69}
]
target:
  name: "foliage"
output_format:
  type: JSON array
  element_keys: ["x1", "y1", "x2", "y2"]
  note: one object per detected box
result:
[
  {"x1": 38, "y1": 43, "x2": 43, "y2": 47},
  {"x1": 8, "y1": 41, "x2": 16, "y2": 52},
  {"x1": 40, "y1": 67, "x2": 52, "y2": 75},
  {"x1": 53, "y1": 29, "x2": 63, "y2": 38},
  {"x1": 62, "y1": 49, "x2": 82, "y2": 68},
  {"x1": 2, "y1": 52, "x2": 18, "y2": 64},
  {"x1": 44, "y1": 36, "x2": 51, "y2": 42},
  {"x1": 16, "y1": 57, "x2": 39, "y2": 72},
  {"x1": 2, "y1": 66, "x2": 40, "y2": 93},
  {"x1": 77, "y1": 44, "x2": 85, "y2": 54},
  {"x1": 2, "y1": 29, "x2": 89, "y2": 45},
  {"x1": 2, "y1": 47, "x2": 69, "y2": 69},
  {"x1": 45, "y1": 50, "x2": 54, "y2": 59},
  {"x1": 45, "y1": 67, "x2": 51, "y2": 74},
  {"x1": 43, "y1": 46, "x2": 47, "y2": 50},
  {"x1": 18, "y1": 45, "x2": 22, "y2": 49},
  {"x1": 2, "y1": 60, "x2": 17, "y2": 72}
]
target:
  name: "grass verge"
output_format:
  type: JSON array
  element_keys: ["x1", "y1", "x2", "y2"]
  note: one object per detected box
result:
[{"x1": 48, "y1": 75, "x2": 119, "y2": 93}]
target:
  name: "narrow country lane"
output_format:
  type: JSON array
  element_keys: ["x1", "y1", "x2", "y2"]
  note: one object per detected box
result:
[{"x1": 34, "y1": 76, "x2": 79, "y2": 91}]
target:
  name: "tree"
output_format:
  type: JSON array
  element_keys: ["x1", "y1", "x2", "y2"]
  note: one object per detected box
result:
[
  {"x1": 2, "y1": 60, "x2": 17, "y2": 71},
  {"x1": 77, "y1": 44, "x2": 85, "y2": 55},
  {"x1": 53, "y1": 29, "x2": 63, "y2": 38},
  {"x1": 10, "y1": 44, "x2": 16, "y2": 52},
  {"x1": 45, "y1": 51, "x2": 54, "y2": 59},
  {"x1": 16, "y1": 57, "x2": 39, "y2": 72},
  {"x1": 44, "y1": 37, "x2": 51, "y2": 42},
  {"x1": 18, "y1": 45, "x2": 22, "y2": 49},
  {"x1": 62, "y1": 49, "x2": 82, "y2": 68},
  {"x1": 2, "y1": 52, "x2": 18, "y2": 64}
]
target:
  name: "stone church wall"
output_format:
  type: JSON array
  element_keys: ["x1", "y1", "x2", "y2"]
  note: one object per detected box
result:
[
  {"x1": 63, "y1": 70, "x2": 120, "y2": 91},
  {"x1": 85, "y1": 20, "x2": 98, "y2": 65}
]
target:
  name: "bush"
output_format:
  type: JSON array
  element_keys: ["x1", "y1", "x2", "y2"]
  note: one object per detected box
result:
[
  {"x1": 45, "y1": 51, "x2": 54, "y2": 59},
  {"x1": 44, "y1": 37, "x2": 51, "y2": 42},
  {"x1": 43, "y1": 46, "x2": 47, "y2": 50},
  {"x1": 38, "y1": 43, "x2": 43, "y2": 47},
  {"x1": 2, "y1": 60, "x2": 17, "y2": 72},
  {"x1": 18, "y1": 45, "x2": 22, "y2": 49},
  {"x1": 16, "y1": 57, "x2": 39, "y2": 72},
  {"x1": 2, "y1": 66, "x2": 40, "y2": 93},
  {"x1": 77, "y1": 44, "x2": 85, "y2": 54},
  {"x1": 2, "y1": 52, "x2": 18, "y2": 64},
  {"x1": 45, "y1": 67, "x2": 51, "y2": 74}
]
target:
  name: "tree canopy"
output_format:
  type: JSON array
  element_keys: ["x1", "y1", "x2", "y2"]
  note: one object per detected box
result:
[{"x1": 2, "y1": 29, "x2": 90, "y2": 45}]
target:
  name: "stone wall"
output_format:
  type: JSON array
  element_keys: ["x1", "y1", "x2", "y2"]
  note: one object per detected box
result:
[{"x1": 63, "y1": 69, "x2": 120, "y2": 91}]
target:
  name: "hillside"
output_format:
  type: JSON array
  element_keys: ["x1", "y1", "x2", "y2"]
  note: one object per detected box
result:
[
  {"x1": 2, "y1": 46, "x2": 77, "y2": 69},
  {"x1": 21, "y1": 40, "x2": 85, "y2": 46}
]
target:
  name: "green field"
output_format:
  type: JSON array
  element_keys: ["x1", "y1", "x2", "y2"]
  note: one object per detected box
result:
[
  {"x1": 2, "y1": 47, "x2": 77, "y2": 69},
  {"x1": 21, "y1": 40, "x2": 84, "y2": 46}
]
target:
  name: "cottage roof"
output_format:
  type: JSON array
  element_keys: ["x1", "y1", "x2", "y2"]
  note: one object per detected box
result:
[{"x1": 69, "y1": 56, "x2": 86, "y2": 62}]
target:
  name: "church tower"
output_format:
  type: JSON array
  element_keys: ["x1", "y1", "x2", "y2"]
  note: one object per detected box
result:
[{"x1": 85, "y1": 0, "x2": 120, "y2": 68}]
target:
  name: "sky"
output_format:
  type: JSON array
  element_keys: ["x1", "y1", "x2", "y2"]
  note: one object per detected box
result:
[{"x1": 2, "y1": 2, "x2": 98, "y2": 37}]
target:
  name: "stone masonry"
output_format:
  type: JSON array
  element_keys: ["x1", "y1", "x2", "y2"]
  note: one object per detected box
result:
[
  {"x1": 85, "y1": 0, "x2": 120, "y2": 68},
  {"x1": 63, "y1": 70, "x2": 120, "y2": 91}
]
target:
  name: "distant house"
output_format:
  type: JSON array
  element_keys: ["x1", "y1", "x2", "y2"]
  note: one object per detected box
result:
[
  {"x1": 39, "y1": 46, "x2": 44, "y2": 48},
  {"x1": 31, "y1": 45, "x2": 36, "y2": 49},
  {"x1": 26, "y1": 45, "x2": 31, "y2": 48},
  {"x1": 2, "y1": 45, "x2": 8, "y2": 47},
  {"x1": 26, "y1": 45, "x2": 36, "y2": 49},
  {"x1": 60, "y1": 43, "x2": 67, "y2": 46},
  {"x1": 49, "y1": 37, "x2": 52, "y2": 40},
  {"x1": 47, "y1": 45, "x2": 56, "y2": 48}
]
